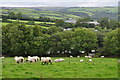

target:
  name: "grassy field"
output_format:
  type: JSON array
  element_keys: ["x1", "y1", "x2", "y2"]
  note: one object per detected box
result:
[
  {"x1": 2, "y1": 57, "x2": 118, "y2": 78},
  {"x1": 7, "y1": 19, "x2": 55, "y2": 24},
  {"x1": 1, "y1": 7, "x2": 117, "y2": 20}
]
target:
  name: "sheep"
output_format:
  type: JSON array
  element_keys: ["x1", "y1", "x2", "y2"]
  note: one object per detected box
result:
[
  {"x1": 59, "y1": 58, "x2": 65, "y2": 61},
  {"x1": 80, "y1": 59, "x2": 84, "y2": 62},
  {"x1": 89, "y1": 59, "x2": 92, "y2": 62},
  {"x1": 70, "y1": 55, "x2": 73, "y2": 58},
  {"x1": 40, "y1": 57, "x2": 52, "y2": 65},
  {"x1": 26, "y1": 56, "x2": 37, "y2": 63},
  {"x1": 14, "y1": 56, "x2": 24, "y2": 64},
  {"x1": 88, "y1": 56, "x2": 92, "y2": 58},
  {"x1": 85, "y1": 56, "x2": 89, "y2": 58},
  {"x1": 54, "y1": 59, "x2": 63, "y2": 62},
  {"x1": 54, "y1": 58, "x2": 65, "y2": 62},
  {"x1": 77, "y1": 56, "x2": 80, "y2": 58},
  {"x1": 101, "y1": 56, "x2": 104, "y2": 58},
  {"x1": 0, "y1": 57, "x2": 5, "y2": 59},
  {"x1": 118, "y1": 60, "x2": 120, "y2": 63},
  {"x1": 33, "y1": 56, "x2": 40, "y2": 61}
]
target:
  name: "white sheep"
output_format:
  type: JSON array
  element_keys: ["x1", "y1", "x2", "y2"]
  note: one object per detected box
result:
[
  {"x1": 59, "y1": 58, "x2": 65, "y2": 61},
  {"x1": 88, "y1": 56, "x2": 92, "y2": 58},
  {"x1": 1, "y1": 57, "x2": 5, "y2": 59},
  {"x1": 77, "y1": 56, "x2": 80, "y2": 58},
  {"x1": 89, "y1": 59, "x2": 92, "y2": 62},
  {"x1": 14, "y1": 56, "x2": 24, "y2": 63},
  {"x1": 54, "y1": 59, "x2": 63, "y2": 62},
  {"x1": 118, "y1": 60, "x2": 120, "y2": 63},
  {"x1": 26, "y1": 56, "x2": 37, "y2": 63},
  {"x1": 80, "y1": 59, "x2": 84, "y2": 62},
  {"x1": 85, "y1": 56, "x2": 89, "y2": 58},
  {"x1": 70, "y1": 55, "x2": 73, "y2": 58},
  {"x1": 54, "y1": 58, "x2": 65, "y2": 62},
  {"x1": 101, "y1": 56, "x2": 104, "y2": 58},
  {"x1": 33, "y1": 56, "x2": 40, "y2": 61},
  {"x1": 41, "y1": 57, "x2": 52, "y2": 65}
]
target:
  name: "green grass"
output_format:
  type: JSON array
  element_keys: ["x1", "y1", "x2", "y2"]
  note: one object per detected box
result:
[
  {"x1": 2, "y1": 22, "x2": 49, "y2": 29},
  {"x1": 7, "y1": 19, "x2": 55, "y2": 24},
  {"x1": 2, "y1": 57, "x2": 118, "y2": 78},
  {"x1": 0, "y1": 59, "x2": 2, "y2": 79},
  {"x1": 1, "y1": 22, "x2": 9, "y2": 25},
  {"x1": 1, "y1": 7, "x2": 117, "y2": 20}
]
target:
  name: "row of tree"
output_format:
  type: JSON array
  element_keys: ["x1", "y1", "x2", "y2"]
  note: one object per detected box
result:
[
  {"x1": 3, "y1": 12, "x2": 55, "y2": 22},
  {"x1": 55, "y1": 17, "x2": 118, "y2": 29},
  {"x1": 2, "y1": 22, "x2": 119, "y2": 57}
]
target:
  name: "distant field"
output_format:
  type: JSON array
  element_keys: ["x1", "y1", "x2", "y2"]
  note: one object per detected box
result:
[
  {"x1": 2, "y1": 22, "x2": 49, "y2": 29},
  {"x1": 1, "y1": 7, "x2": 118, "y2": 20},
  {"x1": 7, "y1": 19, "x2": 55, "y2": 24},
  {"x1": 2, "y1": 57, "x2": 118, "y2": 78}
]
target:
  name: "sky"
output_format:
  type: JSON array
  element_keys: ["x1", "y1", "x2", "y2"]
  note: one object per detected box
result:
[{"x1": 1, "y1": 0, "x2": 119, "y2": 7}]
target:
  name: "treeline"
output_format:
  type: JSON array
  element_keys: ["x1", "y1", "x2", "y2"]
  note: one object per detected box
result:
[
  {"x1": 2, "y1": 23, "x2": 119, "y2": 57},
  {"x1": 2, "y1": 12, "x2": 56, "y2": 22},
  {"x1": 55, "y1": 17, "x2": 118, "y2": 29}
]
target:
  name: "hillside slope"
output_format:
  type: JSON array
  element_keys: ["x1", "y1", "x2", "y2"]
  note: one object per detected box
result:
[{"x1": 1, "y1": 7, "x2": 118, "y2": 20}]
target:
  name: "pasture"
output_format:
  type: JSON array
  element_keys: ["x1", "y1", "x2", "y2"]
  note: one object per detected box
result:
[{"x1": 2, "y1": 57, "x2": 118, "y2": 78}]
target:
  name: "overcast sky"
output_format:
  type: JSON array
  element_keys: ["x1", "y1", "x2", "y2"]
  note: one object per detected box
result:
[{"x1": 1, "y1": 0, "x2": 119, "y2": 7}]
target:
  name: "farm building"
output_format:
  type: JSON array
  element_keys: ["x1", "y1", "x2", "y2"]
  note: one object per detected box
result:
[{"x1": 80, "y1": 21, "x2": 100, "y2": 26}]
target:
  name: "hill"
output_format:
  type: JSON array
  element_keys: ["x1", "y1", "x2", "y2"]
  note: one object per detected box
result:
[{"x1": 1, "y1": 7, "x2": 118, "y2": 20}]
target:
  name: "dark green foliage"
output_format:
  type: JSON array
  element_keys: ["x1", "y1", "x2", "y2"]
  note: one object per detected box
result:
[
  {"x1": 2, "y1": 23, "x2": 98, "y2": 56},
  {"x1": 27, "y1": 21, "x2": 35, "y2": 25},
  {"x1": 103, "y1": 28, "x2": 119, "y2": 56}
]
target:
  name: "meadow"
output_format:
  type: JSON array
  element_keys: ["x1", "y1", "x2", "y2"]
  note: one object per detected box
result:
[{"x1": 2, "y1": 57, "x2": 118, "y2": 78}]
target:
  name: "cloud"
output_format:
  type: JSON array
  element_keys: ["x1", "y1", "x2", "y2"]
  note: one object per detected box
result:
[
  {"x1": 77, "y1": 2, "x2": 98, "y2": 7},
  {"x1": 2, "y1": 0, "x2": 119, "y2": 2},
  {"x1": 0, "y1": 4, "x2": 48, "y2": 7}
]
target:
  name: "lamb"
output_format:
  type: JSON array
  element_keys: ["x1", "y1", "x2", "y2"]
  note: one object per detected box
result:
[
  {"x1": 80, "y1": 59, "x2": 84, "y2": 62},
  {"x1": 14, "y1": 56, "x2": 24, "y2": 64},
  {"x1": 101, "y1": 56, "x2": 104, "y2": 58},
  {"x1": 89, "y1": 59, "x2": 92, "y2": 62},
  {"x1": 40, "y1": 57, "x2": 52, "y2": 65}
]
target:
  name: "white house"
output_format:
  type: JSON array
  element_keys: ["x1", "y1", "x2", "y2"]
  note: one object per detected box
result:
[{"x1": 80, "y1": 21, "x2": 100, "y2": 26}]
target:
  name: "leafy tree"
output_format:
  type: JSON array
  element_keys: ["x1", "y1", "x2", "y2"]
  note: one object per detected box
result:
[
  {"x1": 8, "y1": 12, "x2": 15, "y2": 19},
  {"x1": 109, "y1": 19, "x2": 118, "y2": 29},
  {"x1": 71, "y1": 28, "x2": 98, "y2": 56},
  {"x1": 46, "y1": 26, "x2": 63, "y2": 35},
  {"x1": 98, "y1": 17, "x2": 109, "y2": 29},
  {"x1": 103, "y1": 28, "x2": 119, "y2": 56},
  {"x1": 16, "y1": 12, "x2": 22, "y2": 20},
  {"x1": 27, "y1": 21, "x2": 35, "y2": 25},
  {"x1": 55, "y1": 19, "x2": 65, "y2": 27}
]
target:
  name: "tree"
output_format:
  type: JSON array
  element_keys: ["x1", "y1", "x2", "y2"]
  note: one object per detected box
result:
[
  {"x1": 71, "y1": 28, "x2": 98, "y2": 56},
  {"x1": 103, "y1": 28, "x2": 119, "y2": 56},
  {"x1": 98, "y1": 17, "x2": 109, "y2": 29},
  {"x1": 8, "y1": 12, "x2": 15, "y2": 19},
  {"x1": 55, "y1": 19, "x2": 65, "y2": 27},
  {"x1": 109, "y1": 19, "x2": 118, "y2": 29},
  {"x1": 16, "y1": 12, "x2": 22, "y2": 20}
]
